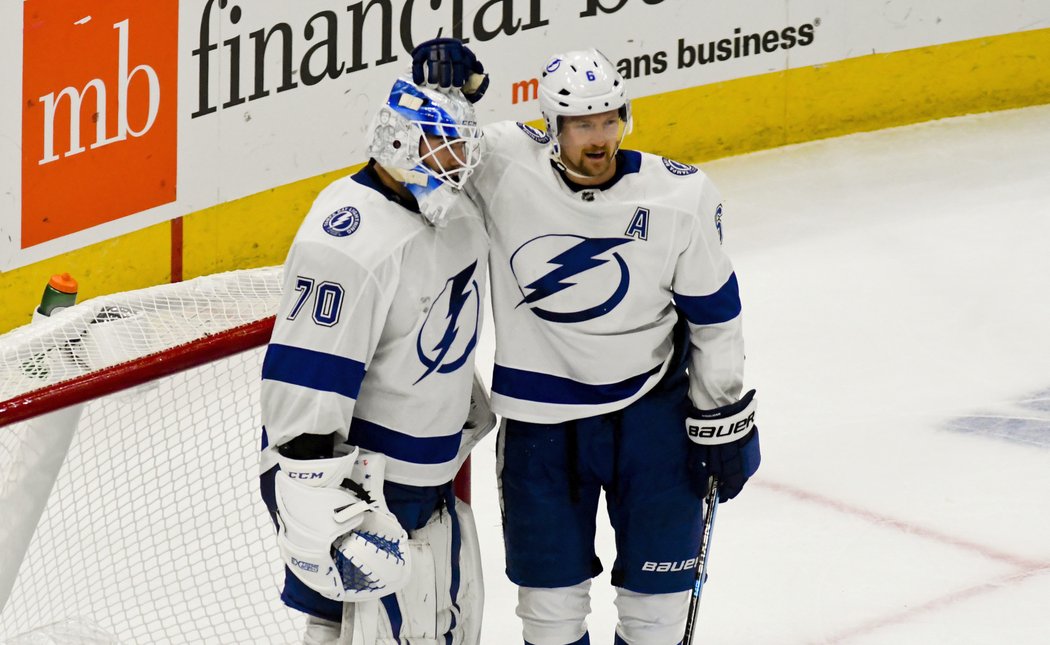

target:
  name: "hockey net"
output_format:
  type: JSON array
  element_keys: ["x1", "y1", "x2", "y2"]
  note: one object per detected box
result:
[{"x1": 0, "y1": 267, "x2": 307, "y2": 643}]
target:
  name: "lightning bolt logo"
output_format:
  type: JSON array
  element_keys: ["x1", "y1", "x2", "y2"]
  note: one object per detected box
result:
[
  {"x1": 323, "y1": 206, "x2": 361, "y2": 237},
  {"x1": 416, "y1": 260, "x2": 480, "y2": 383},
  {"x1": 511, "y1": 235, "x2": 633, "y2": 324}
]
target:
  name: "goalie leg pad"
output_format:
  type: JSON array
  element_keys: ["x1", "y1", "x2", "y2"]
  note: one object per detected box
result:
[
  {"x1": 303, "y1": 614, "x2": 341, "y2": 645},
  {"x1": 452, "y1": 497, "x2": 484, "y2": 644},
  {"x1": 369, "y1": 489, "x2": 483, "y2": 644}
]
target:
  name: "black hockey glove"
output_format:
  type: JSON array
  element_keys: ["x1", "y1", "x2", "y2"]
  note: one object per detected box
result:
[
  {"x1": 411, "y1": 38, "x2": 489, "y2": 103},
  {"x1": 685, "y1": 389, "x2": 761, "y2": 502}
]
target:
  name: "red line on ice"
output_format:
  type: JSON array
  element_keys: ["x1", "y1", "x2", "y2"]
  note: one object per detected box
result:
[{"x1": 756, "y1": 480, "x2": 1050, "y2": 643}]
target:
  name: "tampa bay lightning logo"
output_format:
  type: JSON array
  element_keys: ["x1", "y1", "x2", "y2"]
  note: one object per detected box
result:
[
  {"x1": 715, "y1": 203, "x2": 724, "y2": 244},
  {"x1": 516, "y1": 122, "x2": 551, "y2": 144},
  {"x1": 545, "y1": 58, "x2": 562, "y2": 73},
  {"x1": 323, "y1": 207, "x2": 361, "y2": 237},
  {"x1": 662, "y1": 158, "x2": 698, "y2": 176},
  {"x1": 416, "y1": 260, "x2": 481, "y2": 383},
  {"x1": 511, "y1": 235, "x2": 633, "y2": 323}
]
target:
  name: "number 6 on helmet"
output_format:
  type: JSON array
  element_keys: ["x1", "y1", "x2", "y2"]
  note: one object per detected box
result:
[{"x1": 537, "y1": 48, "x2": 634, "y2": 169}]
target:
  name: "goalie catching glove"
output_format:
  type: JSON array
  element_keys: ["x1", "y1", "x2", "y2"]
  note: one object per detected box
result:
[
  {"x1": 274, "y1": 445, "x2": 411, "y2": 602},
  {"x1": 686, "y1": 389, "x2": 762, "y2": 502}
]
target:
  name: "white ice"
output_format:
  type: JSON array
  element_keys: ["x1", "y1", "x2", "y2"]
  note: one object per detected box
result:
[{"x1": 470, "y1": 104, "x2": 1050, "y2": 645}]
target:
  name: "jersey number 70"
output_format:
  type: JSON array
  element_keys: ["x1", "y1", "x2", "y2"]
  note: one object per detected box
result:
[{"x1": 287, "y1": 276, "x2": 345, "y2": 327}]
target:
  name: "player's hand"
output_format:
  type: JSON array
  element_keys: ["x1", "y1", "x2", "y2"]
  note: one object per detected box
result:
[
  {"x1": 411, "y1": 38, "x2": 490, "y2": 103},
  {"x1": 685, "y1": 389, "x2": 761, "y2": 502}
]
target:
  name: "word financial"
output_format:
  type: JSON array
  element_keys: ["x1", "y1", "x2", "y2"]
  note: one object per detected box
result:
[{"x1": 191, "y1": 0, "x2": 555, "y2": 118}]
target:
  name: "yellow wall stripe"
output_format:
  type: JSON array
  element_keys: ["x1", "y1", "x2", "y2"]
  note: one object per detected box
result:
[
  {"x1": 182, "y1": 164, "x2": 364, "y2": 281},
  {"x1": 1, "y1": 223, "x2": 172, "y2": 329},
  {"x1": 633, "y1": 27, "x2": 1050, "y2": 162}
]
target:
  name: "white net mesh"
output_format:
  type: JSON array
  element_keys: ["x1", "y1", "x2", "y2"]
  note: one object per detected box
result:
[
  {"x1": 1, "y1": 267, "x2": 283, "y2": 400},
  {"x1": 0, "y1": 268, "x2": 308, "y2": 643}
]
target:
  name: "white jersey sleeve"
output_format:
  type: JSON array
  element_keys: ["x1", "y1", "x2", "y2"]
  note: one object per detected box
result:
[
  {"x1": 670, "y1": 179, "x2": 746, "y2": 410},
  {"x1": 261, "y1": 184, "x2": 399, "y2": 458},
  {"x1": 261, "y1": 244, "x2": 395, "y2": 448}
]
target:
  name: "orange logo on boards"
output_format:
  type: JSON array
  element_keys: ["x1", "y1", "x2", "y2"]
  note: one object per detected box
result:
[{"x1": 21, "y1": 1, "x2": 178, "y2": 248}]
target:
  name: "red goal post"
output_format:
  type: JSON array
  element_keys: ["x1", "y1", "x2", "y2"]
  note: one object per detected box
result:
[{"x1": 0, "y1": 267, "x2": 471, "y2": 643}]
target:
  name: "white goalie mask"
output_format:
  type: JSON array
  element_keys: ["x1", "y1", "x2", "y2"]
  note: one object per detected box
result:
[
  {"x1": 367, "y1": 77, "x2": 482, "y2": 226},
  {"x1": 538, "y1": 49, "x2": 633, "y2": 171}
]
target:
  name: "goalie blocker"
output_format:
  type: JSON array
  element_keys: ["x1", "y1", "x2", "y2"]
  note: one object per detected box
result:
[
  {"x1": 264, "y1": 451, "x2": 485, "y2": 644},
  {"x1": 261, "y1": 375, "x2": 494, "y2": 644},
  {"x1": 274, "y1": 447, "x2": 411, "y2": 602}
]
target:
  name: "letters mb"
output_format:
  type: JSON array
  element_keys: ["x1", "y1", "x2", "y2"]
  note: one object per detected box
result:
[{"x1": 21, "y1": 1, "x2": 178, "y2": 248}]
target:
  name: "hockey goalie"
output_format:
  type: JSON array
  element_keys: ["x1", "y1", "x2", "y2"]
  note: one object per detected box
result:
[{"x1": 257, "y1": 73, "x2": 492, "y2": 645}]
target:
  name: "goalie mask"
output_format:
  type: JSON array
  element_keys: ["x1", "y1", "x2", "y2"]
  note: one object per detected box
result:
[
  {"x1": 367, "y1": 77, "x2": 482, "y2": 226},
  {"x1": 538, "y1": 49, "x2": 633, "y2": 174}
]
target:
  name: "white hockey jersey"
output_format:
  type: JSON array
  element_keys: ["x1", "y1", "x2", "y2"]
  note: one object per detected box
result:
[
  {"x1": 467, "y1": 121, "x2": 744, "y2": 423},
  {"x1": 261, "y1": 165, "x2": 488, "y2": 486}
]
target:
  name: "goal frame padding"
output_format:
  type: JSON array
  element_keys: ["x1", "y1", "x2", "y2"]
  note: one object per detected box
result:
[{"x1": 0, "y1": 318, "x2": 275, "y2": 428}]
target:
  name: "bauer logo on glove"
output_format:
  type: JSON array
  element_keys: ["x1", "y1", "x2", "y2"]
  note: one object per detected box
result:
[
  {"x1": 686, "y1": 411, "x2": 755, "y2": 443},
  {"x1": 686, "y1": 390, "x2": 757, "y2": 446},
  {"x1": 273, "y1": 446, "x2": 412, "y2": 601}
]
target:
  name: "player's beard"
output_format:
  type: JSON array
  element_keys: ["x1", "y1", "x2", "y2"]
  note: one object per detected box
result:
[{"x1": 563, "y1": 144, "x2": 617, "y2": 181}]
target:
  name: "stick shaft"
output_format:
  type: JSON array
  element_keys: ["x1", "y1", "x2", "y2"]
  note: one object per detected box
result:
[{"x1": 683, "y1": 479, "x2": 720, "y2": 645}]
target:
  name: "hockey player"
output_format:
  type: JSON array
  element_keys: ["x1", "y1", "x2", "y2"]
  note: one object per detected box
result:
[
  {"x1": 259, "y1": 75, "x2": 492, "y2": 644},
  {"x1": 412, "y1": 41, "x2": 762, "y2": 644}
]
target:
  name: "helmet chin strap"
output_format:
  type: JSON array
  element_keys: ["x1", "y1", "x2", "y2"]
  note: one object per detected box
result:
[
  {"x1": 386, "y1": 166, "x2": 429, "y2": 187},
  {"x1": 550, "y1": 153, "x2": 593, "y2": 180}
]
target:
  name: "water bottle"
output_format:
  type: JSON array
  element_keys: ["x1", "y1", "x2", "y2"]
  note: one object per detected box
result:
[
  {"x1": 36, "y1": 273, "x2": 79, "y2": 318},
  {"x1": 23, "y1": 274, "x2": 79, "y2": 379}
]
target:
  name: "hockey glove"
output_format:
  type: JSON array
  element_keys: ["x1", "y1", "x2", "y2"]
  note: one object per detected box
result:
[
  {"x1": 686, "y1": 389, "x2": 761, "y2": 502},
  {"x1": 274, "y1": 446, "x2": 411, "y2": 601},
  {"x1": 411, "y1": 38, "x2": 489, "y2": 102}
]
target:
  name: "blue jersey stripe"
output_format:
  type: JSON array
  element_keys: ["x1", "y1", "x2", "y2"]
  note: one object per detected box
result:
[
  {"x1": 380, "y1": 595, "x2": 404, "y2": 641},
  {"x1": 261, "y1": 343, "x2": 366, "y2": 399},
  {"x1": 492, "y1": 363, "x2": 664, "y2": 405},
  {"x1": 674, "y1": 273, "x2": 742, "y2": 325},
  {"x1": 349, "y1": 418, "x2": 462, "y2": 466}
]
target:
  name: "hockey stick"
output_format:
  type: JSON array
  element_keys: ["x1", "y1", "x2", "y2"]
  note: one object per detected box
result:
[{"x1": 683, "y1": 477, "x2": 720, "y2": 645}]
